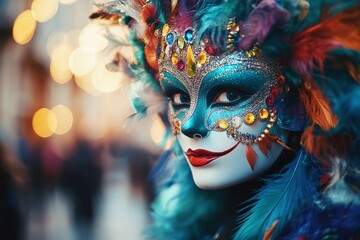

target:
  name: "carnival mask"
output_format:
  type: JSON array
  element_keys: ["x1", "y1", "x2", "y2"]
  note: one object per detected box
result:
[{"x1": 159, "y1": 25, "x2": 289, "y2": 189}]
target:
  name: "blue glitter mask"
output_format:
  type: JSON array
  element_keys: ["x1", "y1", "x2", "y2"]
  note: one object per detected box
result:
[{"x1": 160, "y1": 49, "x2": 286, "y2": 144}]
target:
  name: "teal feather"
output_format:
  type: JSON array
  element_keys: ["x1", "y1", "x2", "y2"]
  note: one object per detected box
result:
[
  {"x1": 234, "y1": 149, "x2": 321, "y2": 239},
  {"x1": 194, "y1": 0, "x2": 251, "y2": 46}
]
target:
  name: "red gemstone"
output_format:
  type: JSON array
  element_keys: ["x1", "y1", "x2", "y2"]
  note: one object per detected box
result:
[
  {"x1": 270, "y1": 106, "x2": 277, "y2": 114},
  {"x1": 205, "y1": 45, "x2": 215, "y2": 55},
  {"x1": 270, "y1": 86, "x2": 280, "y2": 96},
  {"x1": 176, "y1": 60, "x2": 185, "y2": 71},
  {"x1": 266, "y1": 95, "x2": 275, "y2": 106},
  {"x1": 278, "y1": 75, "x2": 285, "y2": 85}
]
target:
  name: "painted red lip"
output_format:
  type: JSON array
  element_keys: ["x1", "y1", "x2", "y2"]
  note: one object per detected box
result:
[{"x1": 186, "y1": 141, "x2": 241, "y2": 167}]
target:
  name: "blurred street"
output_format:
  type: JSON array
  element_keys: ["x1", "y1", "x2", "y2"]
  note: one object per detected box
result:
[{"x1": 25, "y1": 158, "x2": 150, "y2": 240}]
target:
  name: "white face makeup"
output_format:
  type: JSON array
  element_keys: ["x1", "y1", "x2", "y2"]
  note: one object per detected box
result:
[{"x1": 177, "y1": 121, "x2": 286, "y2": 190}]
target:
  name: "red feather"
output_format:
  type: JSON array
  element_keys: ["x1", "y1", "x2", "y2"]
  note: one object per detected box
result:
[
  {"x1": 258, "y1": 137, "x2": 273, "y2": 157},
  {"x1": 246, "y1": 144, "x2": 257, "y2": 171},
  {"x1": 290, "y1": 5, "x2": 360, "y2": 77}
]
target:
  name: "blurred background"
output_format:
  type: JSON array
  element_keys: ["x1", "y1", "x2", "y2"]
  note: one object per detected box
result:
[{"x1": 0, "y1": 0, "x2": 166, "y2": 239}]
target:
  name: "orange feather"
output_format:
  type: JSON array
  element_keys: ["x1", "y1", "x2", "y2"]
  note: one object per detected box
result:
[
  {"x1": 246, "y1": 144, "x2": 257, "y2": 171},
  {"x1": 301, "y1": 123, "x2": 351, "y2": 161},
  {"x1": 267, "y1": 135, "x2": 293, "y2": 151},
  {"x1": 89, "y1": 10, "x2": 122, "y2": 24},
  {"x1": 144, "y1": 43, "x2": 159, "y2": 71},
  {"x1": 299, "y1": 80, "x2": 338, "y2": 131}
]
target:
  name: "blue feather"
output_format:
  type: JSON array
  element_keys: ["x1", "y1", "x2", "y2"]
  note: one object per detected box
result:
[
  {"x1": 234, "y1": 149, "x2": 321, "y2": 239},
  {"x1": 281, "y1": 201, "x2": 360, "y2": 239},
  {"x1": 194, "y1": 0, "x2": 253, "y2": 46}
]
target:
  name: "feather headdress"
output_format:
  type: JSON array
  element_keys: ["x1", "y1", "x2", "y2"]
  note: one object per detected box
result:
[{"x1": 91, "y1": 0, "x2": 360, "y2": 239}]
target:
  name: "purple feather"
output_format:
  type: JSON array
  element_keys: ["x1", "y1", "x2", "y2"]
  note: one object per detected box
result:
[{"x1": 239, "y1": 0, "x2": 290, "y2": 50}]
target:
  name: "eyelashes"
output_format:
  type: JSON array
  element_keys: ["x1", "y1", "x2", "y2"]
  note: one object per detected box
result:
[{"x1": 168, "y1": 89, "x2": 248, "y2": 109}]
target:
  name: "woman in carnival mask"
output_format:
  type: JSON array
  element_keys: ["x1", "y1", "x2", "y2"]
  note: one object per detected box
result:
[{"x1": 92, "y1": 0, "x2": 360, "y2": 239}]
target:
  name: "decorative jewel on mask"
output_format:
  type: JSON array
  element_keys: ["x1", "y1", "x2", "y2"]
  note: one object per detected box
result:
[
  {"x1": 245, "y1": 44, "x2": 261, "y2": 58},
  {"x1": 244, "y1": 113, "x2": 256, "y2": 125},
  {"x1": 197, "y1": 52, "x2": 207, "y2": 65},
  {"x1": 184, "y1": 28, "x2": 195, "y2": 43},
  {"x1": 162, "y1": 23, "x2": 169, "y2": 37},
  {"x1": 231, "y1": 116, "x2": 242, "y2": 128},
  {"x1": 186, "y1": 45, "x2": 197, "y2": 76},
  {"x1": 259, "y1": 108, "x2": 269, "y2": 120},
  {"x1": 227, "y1": 17, "x2": 240, "y2": 53},
  {"x1": 177, "y1": 36, "x2": 185, "y2": 49},
  {"x1": 176, "y1": 60, "x2": 185, "y2": 71},
  {"x1": 205, "y1": 45, "x2": 216, "y2": 55},
  {"x1": 171, "y1": 53, "x2": 179, "y2": 64},
  {"x1": 172, "y1": 118, "x2": 181, "y2": 135},
  {"x1": 216, "y1": 119, "x2": 229, "y2": 131}
]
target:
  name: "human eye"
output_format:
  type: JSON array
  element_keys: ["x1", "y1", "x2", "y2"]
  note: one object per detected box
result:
[
  {"x1": 214, "y1": 91, "x2": 242, "y2": 104},
  {"x1": 170, "y1": 92, "x2": 190, "y2": 107}
]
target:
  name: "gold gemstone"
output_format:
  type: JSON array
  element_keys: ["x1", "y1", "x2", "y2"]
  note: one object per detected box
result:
[
  {"x1": 171, "y1": 53, "x2": 179, "y2": 65},
  {"x1": 186, "y1": 45, "x2": 196, "y2": 76},
  {"x1": 259, "y1": 108, "x2": 269, "y2": 120},
  {"x1": 216, "y1": 119, "x2": 229, "y2": 131},
  {"x1": 177, "y1": 36, "x2": 185, "y2": 49},
  {"x1": 162, "y1": 24, "x2": 169, "y2": 37},
  {"x1": 197, "y1": 51, "x2": 207, "y2": 65},
  {"x1": 246, "y1": 50, "x2": 256, "y2": 58},
  {"x1": 172, "y1": 118, "x2": 181, "y2": 135},
  {"x1": 244, "y1": 113, "x2": 255, "y2": 125}
]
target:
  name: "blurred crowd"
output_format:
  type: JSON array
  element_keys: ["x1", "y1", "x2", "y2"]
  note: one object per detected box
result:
[{"x1": 0, "y1": 134, "x2": 158, "y2": 240}]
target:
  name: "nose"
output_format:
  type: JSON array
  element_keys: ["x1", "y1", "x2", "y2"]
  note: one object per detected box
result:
[{"x1": 181, "y1": 114, "x2": 209, "y2": 138}]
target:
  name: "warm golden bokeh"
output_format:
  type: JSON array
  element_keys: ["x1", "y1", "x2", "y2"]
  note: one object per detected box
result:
[
  {"x1": 51, "y1": 105, "x2": 73, "y2": 135},
  {"x1": 69, "y1": 47, "x2": 97, "y2": 76},
  {"x1": 12, "y1": 10, "x2": 37, "y2": 45},
  {"x1": 58, "y1": 0, "x2": 78, "y2": 4},
  {"x1": 79, "y1": 23, "x2": 108, "y2": 52},
  {"x1": 31, "y1": 0, "x2": 59, "y2": 22},
  {"x1": 92, "y1": 63, "x2": 123, "y2": 93},
  {"x1": 50, "y1": 43, "x2": 74, "y2": 84},
  {"x1": 32, "y1": 108, "x2": 57, "y2": 138}
]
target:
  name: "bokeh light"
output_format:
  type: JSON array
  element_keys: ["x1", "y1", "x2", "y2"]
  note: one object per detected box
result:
[
  {"x1": 31, "y1": 0, "x2": 59, "y2": 23},
  {"x1": 51, "y1": 105, "x2": 73, "y2": 135},
  {"x1": 50, "y1": 43, "x2": 74, "y2": 84},
  {"x1": 12, "y1": 10, "x2": 37, "y2": 45},
  {"x1": 58, "y1": 0, "x2": 78, "y2": 4},
  {"x1": 151, "y1": 116, "x2": 166, "y2": 145},
  {"x1": 69, "y1": 47, "x2": 97, "y2": 76},
  {"x1": 92, "y1": 63, "x2": 123, "y2": 93},
  {"x1": 75, "y1": 74, "x2": 101, "y2": 95},
  {"x1": 50, "y1": 63, "x2": 73, "y2": 84},
  {"x1": 79, "y1": 23, "x2": 108, "y2": 52},
  {"x1": 32, "y1": 108, "x2": 57, "y2": 138}
]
